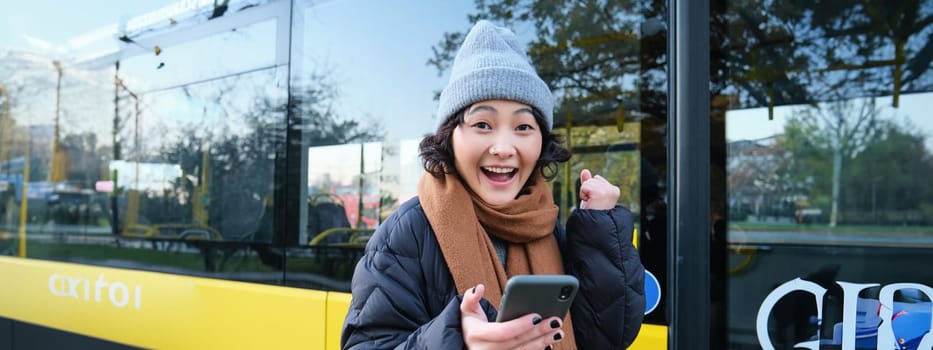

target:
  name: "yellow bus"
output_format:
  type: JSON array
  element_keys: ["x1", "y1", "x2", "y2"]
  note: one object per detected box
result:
[{"x1": 2, "y1": 0, "x2": 931, "y2": 349}]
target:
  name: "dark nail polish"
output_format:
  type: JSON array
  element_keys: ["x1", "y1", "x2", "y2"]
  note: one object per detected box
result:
[
  {"x1": 554, "y1": 333, "x2": 562, "y2": 341},
  {"x1": 471, "y1": 286, "x2": 476, "y2": 294},
  {"x1": 532, "y1": 316, "x2": 542, "y2": 325},
  {"x1": 545, "y1": 346, "x2": 552, "y2": 350},
  {"x1": 550, "y1": 320, "x2": 560, "y2": 329}
]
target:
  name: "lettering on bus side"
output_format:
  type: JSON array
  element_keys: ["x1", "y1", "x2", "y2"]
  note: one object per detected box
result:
[
  {"x1": 48, "y1": 273, "x2": 142, "y2": 309},
  {"x1": 756, "y1": 278, "x2": 933, "y2": 350}
]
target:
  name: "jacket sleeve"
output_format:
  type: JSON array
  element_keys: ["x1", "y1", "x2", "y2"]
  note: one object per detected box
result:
[
  {"x1": 562, "y1": 205, "x2": 645, "y2": 349},
  {"x1": 340, "y1": 207, "x2": 496, "y2": 350}
]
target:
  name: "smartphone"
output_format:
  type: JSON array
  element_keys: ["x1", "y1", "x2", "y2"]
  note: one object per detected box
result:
[{"x1": 495, "y1": 274, "x2": 579, "y2": 322}]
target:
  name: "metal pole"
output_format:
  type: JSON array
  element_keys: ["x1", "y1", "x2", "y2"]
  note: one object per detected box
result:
[
  {"x1": 112, "y1": 62, "x2": 120, "y2": 236},
  {"x1": 668, "y1": 0, "x2": 711, "y2": 348},
  {"x1": 17, "y1": 135, "x2": 30, "y2": 257},
  {"x1": 51, "y1": 60, "x2": 63, "y2": 182},
  {"x1": 357, "y1": 143, "x2": 364, "y2": 228},
  {"x1": 0, "y1": 84, "x2": 10, "y2": 173}
]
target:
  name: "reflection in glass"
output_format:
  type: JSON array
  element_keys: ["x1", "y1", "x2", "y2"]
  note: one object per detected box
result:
[
  {"x1": 119, "y1": 19, "x2": 278, "y2": 93},
  {"x1": 0, "y1": 23, "x2": 288, "y2": 280},
  {"x1": 116, "y1": 67, "x2": 283, "y2": 244},
  {"x1": 719, "y1": 0, "x2": 933, "y2": 348},
  {"x1": 307, "y1": 142, "x2": 382, "y2": 239}
]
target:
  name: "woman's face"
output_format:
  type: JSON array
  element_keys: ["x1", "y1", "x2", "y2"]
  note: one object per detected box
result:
[{"x1": 452, "y1": 99, "x2": 543, "y2": 206}]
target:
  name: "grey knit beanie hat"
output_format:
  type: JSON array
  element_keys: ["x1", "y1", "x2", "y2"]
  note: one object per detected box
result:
[{"x1": 435, "y1": 20, "x2": 554, "y2": 131}]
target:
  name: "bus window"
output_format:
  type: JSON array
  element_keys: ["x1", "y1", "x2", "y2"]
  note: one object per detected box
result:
[
  {"x1": 0, "y1": 11, "x2": 287, "y2": 282},
  {"x1": 717, "y1": 0, "x2": 933, "y2": 348}
]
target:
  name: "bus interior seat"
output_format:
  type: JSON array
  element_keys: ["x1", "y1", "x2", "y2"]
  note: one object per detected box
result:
[{"x1": 307, "y1": 194, "x2": 352, "y2": 245}]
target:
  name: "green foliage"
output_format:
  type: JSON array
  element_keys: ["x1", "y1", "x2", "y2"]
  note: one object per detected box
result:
[
  {"x1": 716, "y1": 0, "x2": 933, "y2": 108},
  {"x1": 782, "y1": 108, "x2": 933, "y2": 225},
  {"x1": 842, "y1": 121, "x2": 933, "y2": 224}
]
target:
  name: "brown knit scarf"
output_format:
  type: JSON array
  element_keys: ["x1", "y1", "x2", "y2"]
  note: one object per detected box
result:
[{"x1": 418, "y1": 172, "x2": 576, "y2": 349}]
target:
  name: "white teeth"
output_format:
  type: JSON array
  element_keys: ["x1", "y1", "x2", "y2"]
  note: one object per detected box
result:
[{"x1": 483, "y1": 167, "x2": 515, "y2": 174}]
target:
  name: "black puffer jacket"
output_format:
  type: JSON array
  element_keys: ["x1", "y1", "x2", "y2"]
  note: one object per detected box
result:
[{"x1": 341, "y1": 197, "x2": 645, "y2": 349}]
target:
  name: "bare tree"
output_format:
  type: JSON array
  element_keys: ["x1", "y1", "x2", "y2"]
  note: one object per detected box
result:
[{"x1": 792, "y1": 98, "x2": 881, "y2": 226}]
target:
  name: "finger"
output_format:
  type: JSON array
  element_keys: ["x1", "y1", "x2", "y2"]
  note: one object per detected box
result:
[
  {"x1": 466, "y1": 313, "x2": 542, "y2": 346},
  {"x1": 505, "y1": 314, "x2": 559, "y2": 346},
  {"x1": 460, "y1": 284, "x2": 485, "y2": 318},
  {"x1": 512, "y1": 333, "x2": 564, "y2": 350},
  {"x1": 580, "y1": 169, "x2": 592, "y2": 184},
  {"x1": 500, "y1": 313, "x2": 546, "y2": 338},
  {"x1": 579, "y1": 170, "x2": 592, "y2": 209},
  {"x1": 579, "y1": 177, "x2": 620, "y2": 210},
  {"x1": 511, "y1": 319, "x2": 565, "y2": 350}
]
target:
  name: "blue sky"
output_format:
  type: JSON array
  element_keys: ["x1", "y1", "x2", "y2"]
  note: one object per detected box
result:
[
  {"x1": 0, "y1": 1, "x2": 174, "y2": 51},
  {"x1": 0, "y1": 0, "x2": 475, "y2": 138},
  {"x1": 726, "y1": 93, "x2": 933, "y2": 152}
]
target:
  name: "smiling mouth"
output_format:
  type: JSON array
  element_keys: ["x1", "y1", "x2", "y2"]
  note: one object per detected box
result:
[{"x1": 482, "y1": 166, "x2": 517, "y2": 182}]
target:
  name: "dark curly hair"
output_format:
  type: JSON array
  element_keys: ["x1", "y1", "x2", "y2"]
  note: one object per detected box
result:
[{"x1": 419, "y1": 106, "x2": 571, "y2": 182}]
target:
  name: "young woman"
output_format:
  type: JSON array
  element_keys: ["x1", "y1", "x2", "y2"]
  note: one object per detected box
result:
[{"x1": 341, "y1": 20, "x2": 645, "y2": 350}]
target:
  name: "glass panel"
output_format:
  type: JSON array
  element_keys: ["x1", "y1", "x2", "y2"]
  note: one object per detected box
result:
[
  {"x1": 717, "y1": 0, "x2": 933, "y2": 348},
  {"x1": 285, "y1": 0, "x2": 477, "y2": 290},
  {"x1": 0, "y1": 4, "x2": 287, "y2": 284},
  {"x1": 119, "y1": 19, "x2": 278, "y2": 93}
]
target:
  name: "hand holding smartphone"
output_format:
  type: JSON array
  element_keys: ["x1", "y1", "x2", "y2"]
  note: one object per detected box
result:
[{"x1": 495, "y1": 274, "x2": 579, "y2": 322}]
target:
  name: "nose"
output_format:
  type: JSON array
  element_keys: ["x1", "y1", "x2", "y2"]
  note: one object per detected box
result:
[{"x1": 489, "y1": 134, "x2": 516, "y2": 158}]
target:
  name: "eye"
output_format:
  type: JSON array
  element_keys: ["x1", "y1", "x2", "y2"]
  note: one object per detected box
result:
[
  {"x1": 473, "y1": 122, "x2": 491, "y2": 129},
  {"x1": 516, "y1": 124, "x2": 535, "y2": 131}
]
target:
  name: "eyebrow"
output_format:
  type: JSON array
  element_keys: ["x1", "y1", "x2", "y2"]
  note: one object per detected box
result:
[{"x1": 467, "y1": 105, "x2": 535, "y2": 116}]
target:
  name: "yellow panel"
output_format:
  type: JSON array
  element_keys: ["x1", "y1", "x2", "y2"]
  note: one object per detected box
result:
[
  {"x1": 0, "y1": 256, "x2": 327, "y2": 349},
  {"x1": 326, "y1": 292, "x2": 352, "y2": 350},
  {"x1": 0, "y1": 256, "x2": 668, "y2": 349},
  {"x1": 632, "y1": 227, "x2": 639, "y2": 248},
  {"x1": 629, "y1": 323, "x2": 668, "y2": 349}
]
